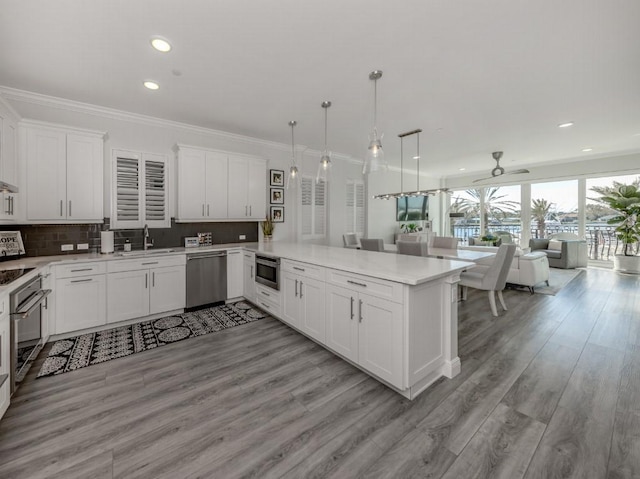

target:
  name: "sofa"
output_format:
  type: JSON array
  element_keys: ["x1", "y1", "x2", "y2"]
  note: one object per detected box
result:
[
  {"x1": 529, "y1": 235, "x2": 587, "y2": 269},
  {"x1": 471, "y1": 247, "x2": 550, "y2": 293}
]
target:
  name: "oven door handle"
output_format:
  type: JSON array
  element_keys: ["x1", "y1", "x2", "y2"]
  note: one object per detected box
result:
[{"x1": 11, "y1": 289, "x2": 52, "y2": 320}]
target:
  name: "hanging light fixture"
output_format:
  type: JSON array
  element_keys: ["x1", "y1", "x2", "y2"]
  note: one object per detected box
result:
[
  {"x1": 373, "y1": 128, "x2": 450, "y2": 199},
  {"x1": 286, "y1": 120, "x2": 300, "y2": 190},
  {"x1": 363, "y1": 70, "x2": 387, "y2": 175},
  {"x1": 317, "y1": 101, "x2": 332, "y2": 183}
]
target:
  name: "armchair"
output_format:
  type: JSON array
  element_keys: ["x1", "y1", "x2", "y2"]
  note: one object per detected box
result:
[{"x1": 529, "y1": 237, "x2": 587, "y2": 269}]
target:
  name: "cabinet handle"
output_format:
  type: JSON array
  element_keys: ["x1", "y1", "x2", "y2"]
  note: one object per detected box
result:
[
  {"x1": 260, "y1": 301, "x2": 271, "y2": 310},
  {"x1": 60, "y1": 200, "x2": 63, "y2": 217},
  {"x1": 142, "y1": 262, "x2": 159, "y2": 265},
  {"x1": 295, "y1": 279, "x2": 298, "y2": 297},
  {"x1": 350, "y1": 296, "x2": 354, "y2": 319},
  {"x1": 207, "y1": 204, "x2": 210, "y2": 216},
  {"x1": 202, "y1": 204, "x2": 205, "y2": 216},
  {"x1": 145, "y1": 273, "x2": 148, "y2": 289},
  {"x1": 261, "y1": 291, "x2": 270, "y2": 297},
  {"x1": 359, "y1": 299, "x2": 363, "y2": 322},
  {"x1": 10, "y1": 196, "x2": 14, "y2": 215},
  {"x1": 71, "y1": 268, "x2": 93, "y2": 272},
  {"x1": 300, "y1": 281, "x2": 303, "y2": 298},
  {"x1": 69, "y1": 200, "x2": 72, "y2": 217},
  {"x1": 293, "y1": 266, "x2": 305, "y2": 272},
  {"x1": 71, "y1": 278, "x2": 92, "y2": 283},
  {"x1": 5, "y1": 197, "x2": 10, "y2": 215},
  {"x1": 250, "y1": 265, "x2": 253, "y2": 279},
  {"x1": 228, "y1": 251, "x2": 240, "y2": 255},
  {"x1": 152, "y1": 272, "x2": 155, "y2": 287},
  {"x1": 245, "y1": 205, "x2": 248, "y2": 216},
  {"x1": 347, "y1": 280, "x2": 367, "y2": 288},
  {"x1": 249, "y1": 205, "x2": 252, "y2": 216}
]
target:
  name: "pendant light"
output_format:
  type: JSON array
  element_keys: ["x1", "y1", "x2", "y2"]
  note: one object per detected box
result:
[
  {"x1": 363, "y1": 70, "x2": 387, "y2": 175},
  {"x1": 316, "y1": 101, "x2": 332, "y2": 184},
  {"x1": 286, "y1": 120, "x2": 300, "y2": 190}
]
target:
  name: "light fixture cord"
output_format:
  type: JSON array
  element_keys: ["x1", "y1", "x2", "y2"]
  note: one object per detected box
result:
[
  {"x1": 416, "y1": 131, "x2": 420, "y2": 191},
  {"x1": 400, "y1": 136, "x2": 404, "y2": 194},
  {"x1": 291, "y1": 123, "x2": 296, "y2": 165},
  {"x1": 324, "y1": 106, "x2": 328, "y2": 151},
  {"x1": 373, "y1": 79, "x2": 378, "y2": 131}
]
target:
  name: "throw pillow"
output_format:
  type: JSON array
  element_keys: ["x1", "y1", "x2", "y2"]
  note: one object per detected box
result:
[{"x1": 548, "y1": 239, "x2": 562, "y2": 251}]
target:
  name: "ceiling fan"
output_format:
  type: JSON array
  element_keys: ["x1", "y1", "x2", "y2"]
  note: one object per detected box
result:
[{"x1": 472, "y1": 151, "x2": 529, "y2": 183}]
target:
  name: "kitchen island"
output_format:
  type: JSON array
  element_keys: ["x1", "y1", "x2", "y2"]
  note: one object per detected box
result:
[{"x1": 244, "y1": 242, "x2": 473, "y2": 400}]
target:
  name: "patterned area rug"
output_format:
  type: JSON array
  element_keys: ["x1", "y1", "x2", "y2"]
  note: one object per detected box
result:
[{"x1": 37, "y1": 302, "x2": 268, "y2": 378}]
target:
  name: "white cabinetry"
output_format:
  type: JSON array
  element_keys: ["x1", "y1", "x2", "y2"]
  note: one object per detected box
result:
[
  {"x1": 54, "y1": 262, "x2": 107, "y2": 334},
  {"x1": 227, "y1": 156, "x2": 267, "y2": 220},
  {"x1": 0, "y1": 100, "x2": 19, "y2": 223},
  {"x1": 226, "y1": 249, "x2": 244, "y2": 300},
  {"x1": 41, "y1": 266, "x2": 53, "y2": 344},
  {"x1": 176, "y1": 146, "x2": 228, "y2": 221},
  {"x1": 111, "y1": 149, "x2": 170, "y2": 229},
  {"x1": 255, "y1": 283, "x2": 280, "y2": 317},
  {"x1": 325, "y1": 271, "x2": 404, "y2": 388},
  {"x1": 106, "y1": 255, "x2": 185, "y2": 323},
  {"x1": 242, "y1": 251, "x2": 256, "y2": 303},
  {"x1": 0, "y1": 294, "x2": 10, "y2": 419},
  {"x1": 281, "y1": 260, "x2": 326, "y2": 342},
  {"x1": 24, "y1": 122, "x2": 104, "y2": 222}
]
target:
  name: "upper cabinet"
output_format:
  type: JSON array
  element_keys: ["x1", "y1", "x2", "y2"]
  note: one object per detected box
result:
[
  {"x1": 176, "y1": 145, "x2": 266, "y2": 222},
  {"x1": 0, "y1": 103, "x2": 18, "y2": 188},
  {"x1": 111, "y1": 149, "x2": 170, "y2": 229},
  {"x1": 23, "y1": 121, "x2": 104, "y2": 223}
]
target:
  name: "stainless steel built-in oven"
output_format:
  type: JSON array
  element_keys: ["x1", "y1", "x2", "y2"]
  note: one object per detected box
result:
[
  {"x1": 255, "y1": 255, "x2": 280, "y2": 290},
  {"x1": 10, "y1": 275, "x2": 51, "y2": 394}
]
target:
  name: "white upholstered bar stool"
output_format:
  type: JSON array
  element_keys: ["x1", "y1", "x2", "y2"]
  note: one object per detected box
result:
[
  {"x1": 459, "y1": 243, "x2": 516, "y2": 317},
  {"x1": 396, "y1": 240, "x2": 429, "y2": 256},
  {"x1": 432, "y1": 236, "x2": 459, "y2": 249},
  {"x1": 360, "y1": 238, "x2": 384, "y2": 252}
]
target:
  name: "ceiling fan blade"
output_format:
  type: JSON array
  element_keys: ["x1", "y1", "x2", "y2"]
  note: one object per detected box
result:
[
  {"x1": 504, "y1": 169, "x2": 530, "y2": 175},
  {"x1": 472, "y1": 175, "x2": 497, "y2": 183}
]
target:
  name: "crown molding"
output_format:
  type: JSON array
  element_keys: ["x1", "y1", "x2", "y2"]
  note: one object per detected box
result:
[{"x1": 0, "y1": 85, "x2": 361, "y2": 165}]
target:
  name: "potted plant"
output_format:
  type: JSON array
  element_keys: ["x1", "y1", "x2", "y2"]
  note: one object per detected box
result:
[
  {"x1": 261, "y1": 215, "x2": 274, "y2": 241},
  {"x1": 595, "y1": 184, "x2": 640, "y2": 273},
  {"x1": 481, "y1": 233, "x2": 498, "y2": 246},
  {"x1": 400, "y1": 223, "x2": 421, "y2": 234}
]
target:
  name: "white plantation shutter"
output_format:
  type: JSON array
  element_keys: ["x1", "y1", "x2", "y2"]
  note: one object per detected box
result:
[
  {"x1": 346, "y1": 179, "x2": 365, "y2": 235},
  {"x1": 112, "y1": 150, "x2": 170, "y2": 229},
  {"x1": 301, "y1": 176, "x2": 327, "y2": 239}
]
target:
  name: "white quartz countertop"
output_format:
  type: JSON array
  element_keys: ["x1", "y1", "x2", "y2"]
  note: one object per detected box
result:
[
  {"x1": 0, "y1": 240, "x2": 473, "y2": 294},
  {"x1": 243, "y1": 242, "x2": 473, "y2": 285}
]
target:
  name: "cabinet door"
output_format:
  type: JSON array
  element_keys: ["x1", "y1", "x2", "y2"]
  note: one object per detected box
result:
[
  {"x1": 150, "y1": 265, "x2": 186, "y2": 315},
  {"x1": 226, "y1": 250, "x2": 244, "y2": 299},
  {"x1": 243, "y1": 255, "x2": 256, "y2": 302},
  {"x1": 0, "y1": 306, "x2": 10, "y2": 419},
  {"x1": 26, "y1": 128, "x2": 67, "y2": 220},
  {"x1": 299, "y1": 276, "x2": 326, "y2": 343},
  {"x1": 107, "y1": 270, "x2": 149, "y2": 323},
  {"x1": 227, "y1": 157, "x2": 249, "y2": 218},
  {"x1": 0, "y1": 193, "x2": 13, "y2": 221},
  {"x1": 55, "y1": 275, "x2": 106, "y2": 334},
  {"x1": 177, "y1": 148, "x2": 207, "y2": 220},
  {"x1": 66, "y1": 134, "x2": 103, "y2": 220},
  {"x1": 1, "y1": 113, "x2": 18, "y2": 186},
  {"x1": 205, "y1": 152, "x2": 228, "y2": 219},
  {"x1": 324, "y1": 284, "x2": 358, "y2": 363},
  {"x1": 280, "y1": 271, "x2": 300, "y2": 327},
  {"x1": 247, "y1": 159, "x2": 266, "y2": 219},
  {"x1": 358, "y1": 293, "x2": 403, "y2": 388}
]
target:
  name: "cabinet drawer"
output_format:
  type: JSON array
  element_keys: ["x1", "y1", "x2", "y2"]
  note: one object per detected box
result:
[
  {"x1": 107, "y1": 254, "x2": 186, "y2": 273},
  {"x1": 327, "y1": 269, "x2": 404, "y2": 304},
  {"x1": 55, "y1": 261, "x2": 106, "y2": 278},
  {"x1": 255, "y1": 295, "x2": 280, "y2": 318},
  {"x1": 281, "y1": 259, "x2": 325, "y2": 281},
  {"x1": 243, "y1": 251, "x2": 255, "y2": 260},
  {"x1": 255, "y1": 283, "x2": 280, "y2": 307}
]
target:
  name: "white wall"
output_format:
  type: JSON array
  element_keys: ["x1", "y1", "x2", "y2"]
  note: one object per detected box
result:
[{"x1": 4, "y1": 92, "x2": 363, "y2": 245}]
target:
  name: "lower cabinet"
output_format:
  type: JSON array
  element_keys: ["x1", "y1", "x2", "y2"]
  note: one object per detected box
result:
[
  {"x1": 242, "y1": 251, "x2": 256, "y2": 303},
  {"x1": 281, "y1": 271, "x2": 325, "y2": 342},
  {"x1": 323, "y1": 284, "x2": 403, "y2": 388},
  {"x1": 0, "y1": 295, "x2": 10, "y2": 419},
  {"x1": 55, "y1": 274, "x2": 107, "y2": 334},
  {"x1": 226, "y1": 249, "x2": 244, "y2": 300},
  {"x1": 107, "y1": 258, "x2": 185, "y2": 323}
]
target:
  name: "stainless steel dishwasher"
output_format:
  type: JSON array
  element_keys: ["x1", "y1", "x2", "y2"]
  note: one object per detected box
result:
[{"x1": 186, "y1": 250, "x2": 228, "y2": 309}]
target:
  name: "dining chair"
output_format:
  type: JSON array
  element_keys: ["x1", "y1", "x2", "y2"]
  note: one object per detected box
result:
[
  {"x1": 396, "y1": 240, "x2": 429, "y2": 256},
  {"x1": 360, "y1": 238, "x2": 384, "y2": 252},
  {"x1": 432, "y1": 236, "x2": 459, "y2": 249},
  {"x1": 459, "y1": 243, "x2": 516, "y2": 317},
  {"x1": 397, "y1": 234, "x2": 421, "y2": 242},
  {"x1": 343, "y1": 233, "x2": 360, "y2": 249}
]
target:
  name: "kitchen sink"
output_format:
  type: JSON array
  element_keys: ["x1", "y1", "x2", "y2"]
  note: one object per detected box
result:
[{"x1": 116, "y1": 248, "x2": 178, "y2": 257}]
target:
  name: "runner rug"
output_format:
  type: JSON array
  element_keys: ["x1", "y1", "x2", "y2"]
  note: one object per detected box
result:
[{"x1": 37, "y1": 301, "x2": 268, "y2": 378}]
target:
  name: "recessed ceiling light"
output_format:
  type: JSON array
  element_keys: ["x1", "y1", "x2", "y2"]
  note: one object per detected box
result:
[
  {"x1": 558, "y1": 122, "x2": 574, "y2": 128},
  {"x1": 459, "y1": 167, "x2": 466, "y2": 171},
  {"x1": 143, "y1": 80, "x2": 159, "y2": 90},
  {"x1": 582, "y1": 147, "x2": 593, "y2": 152},
  {"x1": 150, "y1": 36, "x2": 172, "y2": 52}
]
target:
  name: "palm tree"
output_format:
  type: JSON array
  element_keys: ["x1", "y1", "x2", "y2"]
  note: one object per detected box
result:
[
  {"x1": 531, "y1": 198, "x2": 553, "y2": 238},
  {"x1": 454, "y1": 188, "x2": 519, "y2": 233}
]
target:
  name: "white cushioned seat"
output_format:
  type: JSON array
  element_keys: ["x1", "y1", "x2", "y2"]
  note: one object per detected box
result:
[{"x1": 472, "y1": 250, "x2": 549, "y2": 293}]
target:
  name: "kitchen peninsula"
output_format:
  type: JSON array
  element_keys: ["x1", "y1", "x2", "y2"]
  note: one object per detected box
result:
[{"x1": 247, "y1": 242, "x2": 473, "y2": 399}]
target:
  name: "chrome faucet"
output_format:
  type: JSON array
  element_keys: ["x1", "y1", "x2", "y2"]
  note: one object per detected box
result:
[{"x1": 144, "y1": 224, "x2": 153, "y2": 250}]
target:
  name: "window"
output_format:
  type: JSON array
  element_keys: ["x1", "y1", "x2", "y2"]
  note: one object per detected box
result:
[
  {"x1": 111, "y1": 149, "x2": 170, "y2": 229},
  {"x1": 301, "y1": 176, "x2": 326, "y2": 239},
  {"x1": 346, "y1": 179, "x2": 364, "y2": 235},
  {"x1": 531, "y1": 180, "x2": 577, "y2": 238}
]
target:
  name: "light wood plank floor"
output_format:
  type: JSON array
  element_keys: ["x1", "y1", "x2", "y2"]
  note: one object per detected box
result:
[{"x1": 0, "y1": 268, "x2": 638, "y2": 478}]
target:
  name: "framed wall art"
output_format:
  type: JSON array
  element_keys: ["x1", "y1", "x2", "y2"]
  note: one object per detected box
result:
[
  {"x1": 270, "y1": 206, "x2": 285, "y2": 222},
  {"x1": 270, "y1": 169, "x2": 284, "y2": 187},
  {"x1": 270, "y1": 188, "x2": 284, "y2": 204}
]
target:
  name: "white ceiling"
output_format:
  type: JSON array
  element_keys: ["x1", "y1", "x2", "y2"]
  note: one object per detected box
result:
[{"x1": 1, "y1": 0, "x2": 640, "y2": 178}]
